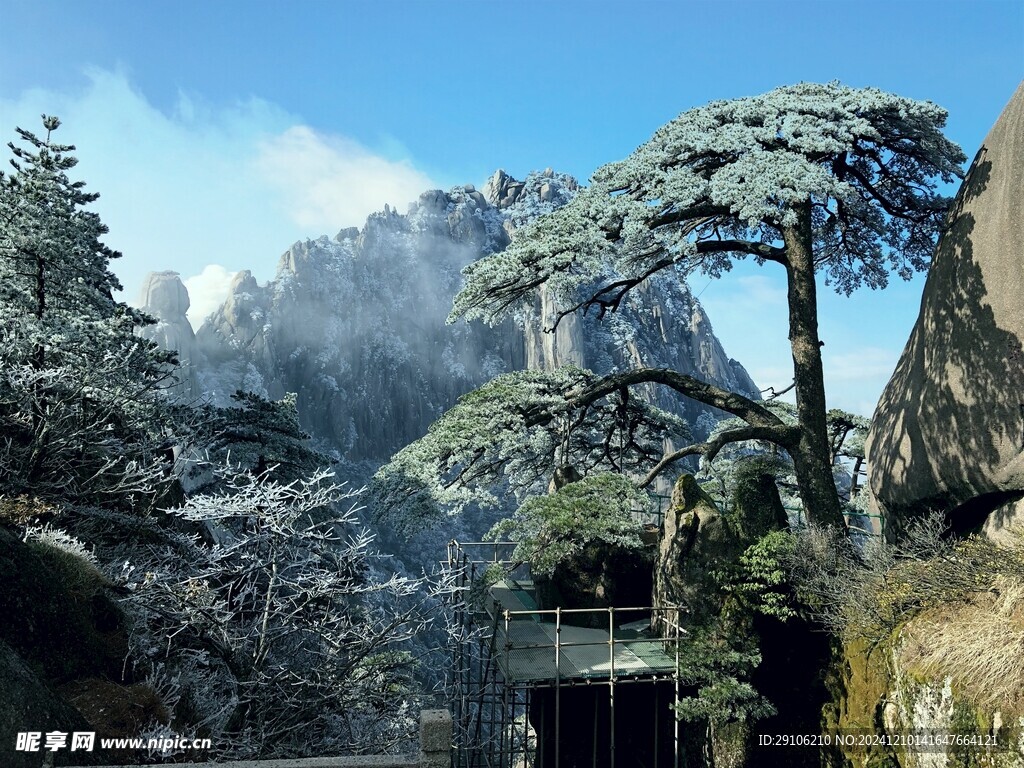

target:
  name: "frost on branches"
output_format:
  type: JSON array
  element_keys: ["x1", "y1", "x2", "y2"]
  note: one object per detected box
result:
[
  {"x1": 453, "y1": 82, "x2": 964, "y2": 325},
  {"x1": 371, "y1": 367, "x2": 688, "y2": 533},
  {"x1": 437, "y1": 83, "x2": 965, "y2": 529},
  {"x1": 0, "y1": 117, "x2": 432, "y2": 760},
  {"x1": 106, "y1": 469, "x2": 429, "y2": 758},
  {"x1": 0, "y1": 117, "x2": 181, "y2": 506}
]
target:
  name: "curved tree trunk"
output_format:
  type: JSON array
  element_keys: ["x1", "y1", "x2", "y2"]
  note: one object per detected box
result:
[{"x1": 783, "y1": 203, "x2": 845, "y2": 528}]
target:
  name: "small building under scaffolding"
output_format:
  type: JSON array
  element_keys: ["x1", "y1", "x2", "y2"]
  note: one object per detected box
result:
[{"x1": 445, "y1": 541, "x2": 685, "y2": 768}]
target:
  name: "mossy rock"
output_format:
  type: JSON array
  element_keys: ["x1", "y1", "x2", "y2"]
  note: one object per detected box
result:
[
  {"x1": 890, "y1": 673, "x2": 1023, "y2": 767},
  {"x1": 60, "y1": 678, "x2": 169, "y2": 739},
  {"x1": 824, "y1": 629, "x2": 1024, "y2": 767},
  {"x1": 535, "y1": 540, "x2": 654, "y2": 627},
  {"x1": 0, "y1": 638, "x2": 107, "y2": 766},
  {"x1": 728, "y1": 457, "x2": 789, "y2": 544},
  {"x1": 654, "y1": 474, "x2": 740, "y2": 626},
  {"x1": 823, "y1": 636, "x2": 900, "y2": 768},
  {"x1": 0, "y1": 527, "x2": 128, "y2": 684}
]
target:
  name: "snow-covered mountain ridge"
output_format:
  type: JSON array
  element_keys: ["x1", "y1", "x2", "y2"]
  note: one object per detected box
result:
[{"x1": 139, "y1": 169, "x2": 759, "y2": 466}]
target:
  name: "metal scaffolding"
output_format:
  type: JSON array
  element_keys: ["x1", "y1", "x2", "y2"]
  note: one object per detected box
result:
[{"x1": 444, "y1": 541, "x2": 685, "y2": 768}]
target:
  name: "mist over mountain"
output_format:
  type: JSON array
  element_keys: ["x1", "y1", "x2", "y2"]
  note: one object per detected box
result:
[
  {"x1": 135, "y1": 167, "x2": 765, "y2": 709},
  {"x1": 138, "y1": 169, "x2": 759, "y2": 473}
]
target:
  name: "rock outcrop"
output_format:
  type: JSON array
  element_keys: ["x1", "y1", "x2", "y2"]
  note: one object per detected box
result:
[
  {"x1": 137, "y1": 270, "x2": 199, "y2": 398},
  {"x1": 191, "y1": 170, "x2": 759, "y2": 465},
  {"x1": 0, "y1": 639, "x2": 98, "y2": 767},
  {"x1": 727, "y1": 457, "x2": 789, "y2": 543},
  {"x1": 829, "y1": 626, "x2": 1024, "y2": 767},
  {"x1": 653, "y1": 474, "x2": 739, "y2": 629},
  {"x1": 195, "y1": 180, "x2": 529, "y2": 462},
  {"x1": 868, "y1": 82, "x2": 1024, "y2": 538},
  {"x1": 0, "y1": 526, "x2": 135, "y2": 766}
]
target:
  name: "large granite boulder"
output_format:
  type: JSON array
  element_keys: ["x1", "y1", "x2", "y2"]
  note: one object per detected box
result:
[
  {"x1": 868, "y1": 82, "x2": 1024, "y2": 538},
  {"x1": 727, "y1": 457, "x2": 789, "y2": 544},
  {"x1": 652, "y1": 474, "x2": 740, "y2": 630}
]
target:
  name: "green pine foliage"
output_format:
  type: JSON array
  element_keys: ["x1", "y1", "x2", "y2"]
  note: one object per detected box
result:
[
  {"x1": 191, "y1": 390, "x2": 333, "y2": 487},
  {"x1": 372, "y1": 366, "x2": 686, "y2": 533},
  {"x1": 722, "y1": 529, "x2": 799, "y2": 621},
  {"x1": 673, "y1": 625, "x2": 775, "y2": 725},
  {"x1": 486, "y1": 473, "x2": 648, "y2": 576}
]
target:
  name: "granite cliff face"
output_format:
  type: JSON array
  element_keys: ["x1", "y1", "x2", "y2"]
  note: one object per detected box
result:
[
  {"x1": 136, "y1": 270, "x2": 198, "y2": 398},
  {"x1": 170, "y1": 169, "x2": 757, "y2": 466},
  {"x1": 868, "y1": 83, "x2": 1024, "y2": 538}
]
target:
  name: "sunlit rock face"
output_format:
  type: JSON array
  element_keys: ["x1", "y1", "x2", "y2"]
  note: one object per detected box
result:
[
  {"x1": 186, "y1": 170, "x2": 757, "y2": 464},
  {"x1": 194, "y1": 177, "x2": 534, "y2": 462},
  {"x1": 868, "y1": 82, "x2": 1024, "y2": 539},
  {"x1": 486, "y1": 169, "x2": 759, "y2": 430},
  {"x1": 136, "y1": 270, "x2": 198, "y2": 398}
]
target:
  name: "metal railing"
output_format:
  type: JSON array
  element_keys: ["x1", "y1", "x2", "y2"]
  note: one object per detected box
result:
[{"x1": 444, "y1": 540, "x2": 686, "y2": 768}]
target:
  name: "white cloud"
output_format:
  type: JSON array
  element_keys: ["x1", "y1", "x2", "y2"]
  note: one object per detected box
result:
[
  {"x1": 0, "y1": 68, "x2": 436, "y2": 308},
  {"x1": 694, "y1": 267, "x2": 792, "y2": 396},
  {"x1": 184, "y1": 264, "x2": 238, "y2": 330},
  {"x1": 748, "y1": 364, "x2": 795, "y2": 395},
  {"x1": 823, "y1": 347, "x2": 898, "y2": 384},
  {"x1": 821, "y1": 346, "x2": 900, "y2": 416},
  {"x1": 256, "y1": 126, "x2": 435, "y2": 231}
]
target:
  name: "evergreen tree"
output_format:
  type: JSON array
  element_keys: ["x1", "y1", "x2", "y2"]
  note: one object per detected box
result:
[
  {"x1": 0, "y1": 116, "x2": 180, "y2": 506},
  {"x1": 373, "y1": 366, "x2": 687, "y2": 532},
  {"x1": 378, "y1": 83, "x2": 965, "y2": 529},
  {"x1": 189, "y1": 390, "x2": 333, "y2": 489}
]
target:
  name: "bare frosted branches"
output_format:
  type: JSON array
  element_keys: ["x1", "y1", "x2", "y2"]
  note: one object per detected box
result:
[{"x1": 98, "y1": 469, "x2": 430, "y2": 758}]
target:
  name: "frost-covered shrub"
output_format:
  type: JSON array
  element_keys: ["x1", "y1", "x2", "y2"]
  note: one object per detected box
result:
[
  {"x1": 101, "y1": 469, "x2": 430, "y2": 759},
  {"x1": 23, "y1": 523, "x2": 107, "y2": 598},
  {"x1": 486, "y1": 473, "x2": 648, "y2": 576}
]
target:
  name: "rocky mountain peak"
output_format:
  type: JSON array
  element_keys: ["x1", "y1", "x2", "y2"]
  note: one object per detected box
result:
[
  {"x1": 483, "y1": 169, "x2": 525, "y2": 208},
  {"x1": 136, "y1": 271, "x2": 198, "y2": 397},
  {"x1": 139, "y1": 270, "x2": 190, "y2": 318},
  {"x1": 156, "y1": 169, "x2": 756, "y2": 466},
  {"x1": 229, "y1": 269, "x2": 258, "y2": 294}
]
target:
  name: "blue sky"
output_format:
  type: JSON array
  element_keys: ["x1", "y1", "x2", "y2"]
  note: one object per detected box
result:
[{"x1": 1, "y1": 0, "x2": 1021, "y2": 416}]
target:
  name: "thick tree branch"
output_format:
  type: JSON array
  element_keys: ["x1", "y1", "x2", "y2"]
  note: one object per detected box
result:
[
  {"x1": 638, "y1": 424, "x2": 799, "y2": 488},
  {"x1": 547, "y1": 238, "x2": 787, "y2": 331},
  {"x1": 648, "y1": 203, "x2": 732, "y2": 229},
  {"x1": 551, "y1": 253, "x2": 676, "y2": 327},
  {"x1": 695, "y1": 238, "x2": 788, "y2": 265},
  {"x1": 572, "y1": 367, "x2": 785, "y2": 430}
]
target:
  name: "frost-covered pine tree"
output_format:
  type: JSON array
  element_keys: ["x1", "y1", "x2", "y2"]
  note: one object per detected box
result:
[
  {"x1": 0, "y1": 116, "x2": 180, "y2": 505},
  {"x1": 188, "y1": 390, "x2": 332, "y2": 490},
  {"x1": 374, "y1": 366, "x2": 688, "y2": 532},
  {"x1": 378, "y1": 83, "x2": 965, "y2": 529}
]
